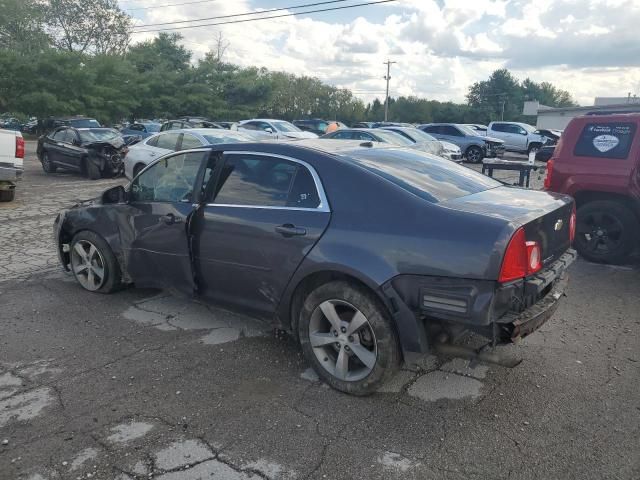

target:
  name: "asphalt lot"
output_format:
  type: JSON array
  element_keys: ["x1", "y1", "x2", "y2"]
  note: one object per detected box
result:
[{"x1": 1, "y1": 143, "x2": 639, "y2": 480}]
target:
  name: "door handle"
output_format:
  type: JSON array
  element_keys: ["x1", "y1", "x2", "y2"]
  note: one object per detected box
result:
[
  {"x1": 275, "y1": 224, "x2": 306, "y2": 237},
  {"x1": 160, "y1": 213, "x2": 183, "y2": 225}
]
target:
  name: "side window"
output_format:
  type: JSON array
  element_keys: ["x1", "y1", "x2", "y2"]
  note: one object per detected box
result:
[
  {"x1": 288, "y1": 166, "x2": 321, "y2": 208},
  {"x1": 422, "y1": 126, "x2": 438, "y2": 134},
  {"x1": 156, "y1": 133, "x2": 180, "y2": 151},
  {"x1": 52, "y1": 129, "x2": 66, "y2": 141},
  {"x1": 180, "y1": 134, "x2": 203, "y2": 150},
  {"x1": 492, "y1": 123, "x2": 507, "y2": 133},
  {"x1": 63, "y1": 130, "x2": 77, "y2": 144},
  {"x1": 130, "y1": 152, "x2": 206, "y2": 203},
  {"x1": 146, "y1": 136, "x2": 159, "y2": 147},
  {"x1": 258, "y1": 122, "x2": 273, "y2": 131},
  {"x1": 332, "y1": 131, "x2": 352, "y2": 140},
  {"x1": 442, "y1": 126, "x2": 462, "y2": 136},
  {"x1": 130, "y1": 124, "x2": 143, "y2": 131},
  {"x1": 574, "y1": 122, "x2": 637, "y2": 159},
  {"x1": 213, "y1": 155, "x2": 299, "y2": 207},
  {"x1": 355, "y1": 132, "x2": 373, "y2": 141}
]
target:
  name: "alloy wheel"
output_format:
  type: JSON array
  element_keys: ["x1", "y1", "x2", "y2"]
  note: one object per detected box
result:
[
  {"x1": 467, "y1": 147, "x2": 482, "y2": 163},
  {"x1": 309, "y1": 299, "x2": 377, "y2": 382},
  {"x1": 70, "y1": 240, "x2": 106, "y2": 291},
  {"x1": 576, "y1": 211, "x2": 624, "y2": 256}
]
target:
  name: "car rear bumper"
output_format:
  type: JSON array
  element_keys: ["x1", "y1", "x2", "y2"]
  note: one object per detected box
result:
[{"x1": 0, "y1": 164, "x2": 23, "y2": 183}]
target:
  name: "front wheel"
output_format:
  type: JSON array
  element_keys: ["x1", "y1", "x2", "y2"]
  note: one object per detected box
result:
[
  {"x1": 298, "y1": 281, "x2": 400, "y2": 395},
  {"x1": 575, "y1": 201, "x2": 638, "y2": 264},
  {"x1": 465, "y1": 145, "x2": 484, "y2": 163},
  {"x1": 69, "y1": 231, "x2": 122, "y2": 293},
  {"x1": 41, "y1": 152, "x2": 57, "y2": 173},
  {"x1": 0, "y1": 189, "x2": 15, "y2": 202}
]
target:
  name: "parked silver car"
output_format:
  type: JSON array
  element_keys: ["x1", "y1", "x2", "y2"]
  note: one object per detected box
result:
[
  {"x1": 234, "y1": 119, "x2": 318, "y2": 140},
  {"x1": 419, "y1": 123, "x2": 505, "y2": 163},
  {"x1": 378, "y1": 126, "x2": 462, "y2": 162},
  {"x1": 124, "y1": 128, "x2": 253, "y2": 180}
]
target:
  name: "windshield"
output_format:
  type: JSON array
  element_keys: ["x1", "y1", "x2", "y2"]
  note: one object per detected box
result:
[
  {"x1": 144, "y1": 123, "x2": 161, "y2": 133},
  {"x1": 71, "y1": 119, "x2": 101, "y2": 128},
  {"x1": 348, "y1": 148, "x2": 500, "y2": 203},
  {"x1": 202, "y1": 132, "x2": 252, "y2": 144},
  {"x1": 457, "y1": 125, "x2": 480, "y2": 136},
  {"x1": 78, "y1": 129, "x2": 120, "y2": 142},
  {"x1": 403, "y1": 128, "x2": 438, "y2": 143},
  {"x1": 272, "y1": 121, "x2": 302, "y2": 133},
  {"x1": 521, "y1": 124, "x2": 536, "y2": 133},
  {"x1": 375, "y1": 130, "x2": 414, "y2": 146}
]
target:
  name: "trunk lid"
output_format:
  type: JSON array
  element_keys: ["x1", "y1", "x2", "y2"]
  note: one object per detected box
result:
[{"x1": 441, "y1": 186, "x2": 574, "y2": 266}]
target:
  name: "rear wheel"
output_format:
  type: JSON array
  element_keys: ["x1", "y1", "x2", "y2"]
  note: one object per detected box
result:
[
  {"x1": 465, "y1": 145, "x2": 483, "y2": 163},
  {"x1": 298, "y1": 280, "x2": 400, "y2": 395},
  {"x1": 575, "y1": 200, "x2": 638, "y2": 264},
  {"x1": 0, "y1": 189, "x2": 15, "y2": 202},
  {"x1": 69, "y1": 231, "x2": 122, "y2": 293},
  {"x1": 41, "y1": 152, "x2": 57, "y2": 173}
]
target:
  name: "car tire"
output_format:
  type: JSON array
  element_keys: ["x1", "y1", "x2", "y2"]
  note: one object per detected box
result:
[
  {"x1": 527, "y1": 143, "x2": 542, "y2": 156},
  {"x1": 298, "y1": 280, "x2": 401, "y2": 395},
  {"x1": 465, "y1": 145, "x2": 484, "y2": 163},
  {"x1": 85, "y1": 158, "x2": 102, "y2": 180},
  {"x1": 0, "y1": 189, "x2": 15, "y2": 202},
  {"x1": 575, "y1": 200, "x2": 638, "y2": 264},
  {"x1": 69, "y1": 230, "x2": 122, "y2": 293},
  {"x1": 41, "y1": 152, "x2": 57, "y2": 173}
]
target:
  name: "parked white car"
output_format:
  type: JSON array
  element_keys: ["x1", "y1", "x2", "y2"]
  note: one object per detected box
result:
[
  {"x1": 0, "y1": 129, "x2": 24, "y2": 201},
  {"x1": 486, "y1": 122, "x2": 545, "y2": 154},
  {"x1": 439, "y1": 141, "x2": 463, "y2": 162},
  {"x1": 234, "y1": 119, "x2": 318, "y2": 140},
  {"x1": 124, "y1": 128, "x2": 253, "y2": 180}
]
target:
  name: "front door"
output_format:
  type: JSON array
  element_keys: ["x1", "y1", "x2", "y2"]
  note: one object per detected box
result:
[
  {"x1": 124, "y1": 150, "x2": 209, "y2": 295},
  {"x1": 192, "y1": 151, "x2": 331, "y2": 316}
]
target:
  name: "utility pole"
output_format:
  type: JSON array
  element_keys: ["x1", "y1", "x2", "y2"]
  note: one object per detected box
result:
[
  {"x1": 383, "y1": 59, "x2": 396, "y2": 122},
  {"x1": 500, "y1": 99, "x2": 506, "y2": 121}
]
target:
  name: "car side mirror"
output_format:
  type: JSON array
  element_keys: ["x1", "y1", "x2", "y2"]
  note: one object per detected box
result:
[
  {"x1": 265, "y1": 127, "x2": 274, "y2": 134},
  {"x1": 101, "y1": 185, "x2": 127, "y2": 204}
]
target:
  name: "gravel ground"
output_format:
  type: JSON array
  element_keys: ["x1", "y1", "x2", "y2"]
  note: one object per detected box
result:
[{"x1": 0, "y1": 144, "x2": 638, "y2": 480}]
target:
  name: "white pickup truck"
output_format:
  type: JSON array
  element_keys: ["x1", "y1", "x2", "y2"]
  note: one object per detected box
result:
[
  {"x1": 0, "y1": 129, "x2": 25, "y2": 202},
  {"x1": 486, "y1": 121, "x2": 545, "y2": 155}
]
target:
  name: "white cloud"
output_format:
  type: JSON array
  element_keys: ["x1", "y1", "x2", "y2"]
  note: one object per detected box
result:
[{"x1": 124, "y1": 0, "x2": 640, "y2": 105}]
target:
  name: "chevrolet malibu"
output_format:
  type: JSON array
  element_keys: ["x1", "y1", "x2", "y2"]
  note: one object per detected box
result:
[{"x1": 54, "y1": 140, "x2": 576, "y2": 395}]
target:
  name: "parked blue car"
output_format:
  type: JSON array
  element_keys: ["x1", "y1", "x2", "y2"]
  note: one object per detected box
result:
[{"x1": 120, "y1": 122, "x2": 161, "y2": 139}]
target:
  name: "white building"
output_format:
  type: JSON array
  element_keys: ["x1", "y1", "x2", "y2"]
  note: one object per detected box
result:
[{"x1": 523, "y1": 99, "x2": 640, "y2": 130}]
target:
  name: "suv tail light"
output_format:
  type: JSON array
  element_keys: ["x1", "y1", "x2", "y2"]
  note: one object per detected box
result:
[
  {"x1": 569, "y1": 204, "x2": 576, "y2": 244},
  {"x1": 15, "y1": 136, "x2": 25, "y2": 159},
  {"x1": 543, "y1": 158, "x2": 554, "y2": 190},
  {"x1": 499, "y1": 228, "x2": 542, "y2": 283}
]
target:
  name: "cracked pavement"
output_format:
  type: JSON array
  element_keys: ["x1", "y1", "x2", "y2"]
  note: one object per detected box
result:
[{"x1": 0, "y1": 143, "x2": 638, "y2": 479}]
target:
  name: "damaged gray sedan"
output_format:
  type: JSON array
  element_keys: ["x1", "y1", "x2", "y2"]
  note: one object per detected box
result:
[
  {"x1": 37, "y1": 127, "x2": 129, "y2": 179},
  {"x1": 54, "y1": 141, "x2": 576, "y2": 395}
]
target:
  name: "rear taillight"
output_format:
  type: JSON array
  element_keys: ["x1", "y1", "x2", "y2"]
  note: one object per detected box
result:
[
  {"x1": 499, "y1": 228, "x2": 542, "y2": 283},
  {"x1": 543, "y1": 158, "x2": 554, "y2": 190},
  {"x1": 15, "y1": 136, "x2": 24, "y2": 159},
  {"x1": 569, "y1": 204, "x2": 576, "y2": 244}
]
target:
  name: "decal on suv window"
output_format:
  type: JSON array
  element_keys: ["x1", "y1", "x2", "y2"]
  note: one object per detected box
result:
[{"x1": 574, "y1": 122, "x2": 637, "y2": 159}]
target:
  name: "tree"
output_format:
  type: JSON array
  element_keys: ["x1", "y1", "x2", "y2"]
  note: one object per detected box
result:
[
  {"x1": 0, "y1": 0, "x2": 50, "y2": 53},
  {"x1": 46, "y1": 0, "x2": 131, "y2": 54}
]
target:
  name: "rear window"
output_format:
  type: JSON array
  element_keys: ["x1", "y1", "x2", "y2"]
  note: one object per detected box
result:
[
  {"x1": 574, "y1": 122, "x2": 637, "y2": 159},
  {"x1": 347, "y1": 149, "x2": 501, "y2": 203},
  {"x1": 70, "y1": 119, "x2": 101, "y2": 128}
]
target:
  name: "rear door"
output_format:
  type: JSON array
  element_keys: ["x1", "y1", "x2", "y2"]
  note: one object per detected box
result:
[
  {"x1": 193, "y1": 151, "x2": 331, "y2": 315},
  {"x1": 125, "y1": 150, "x2": 209, "y2": 293}
]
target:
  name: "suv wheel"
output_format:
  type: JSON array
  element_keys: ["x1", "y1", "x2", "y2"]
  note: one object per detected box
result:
[
  {"x1": 0, "y1": 189, "x2": 15, "y2": 202},
  {"x1": 576, "y1": 200, "x2": 638, "y2": 264},
  {"x1": 298, "y1": 280, "x2": 400, "y2": 395},
  {"x1": 466, "y1": 145, "x2": 483, "y2": 163}
]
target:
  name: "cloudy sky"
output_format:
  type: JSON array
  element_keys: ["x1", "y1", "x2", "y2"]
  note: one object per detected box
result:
[{"x1": 121, "y1": 0, "x2": 640, "y2": 106}]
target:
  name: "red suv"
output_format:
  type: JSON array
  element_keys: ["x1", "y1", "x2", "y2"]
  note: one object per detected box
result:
[{"x1": 544, "y1": 113, "x2": 640, "y2": 263}]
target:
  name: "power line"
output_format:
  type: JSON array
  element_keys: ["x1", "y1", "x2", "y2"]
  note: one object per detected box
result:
[
  {"x1": 131, "y1": 0, "x2": 398, "y2": 33},
  {"x1": 123, "y1": 0, "x2": 218, "y2": 12},
  {"x1": 133, "y1": 0, "x2": 350, "y2": 28}
]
